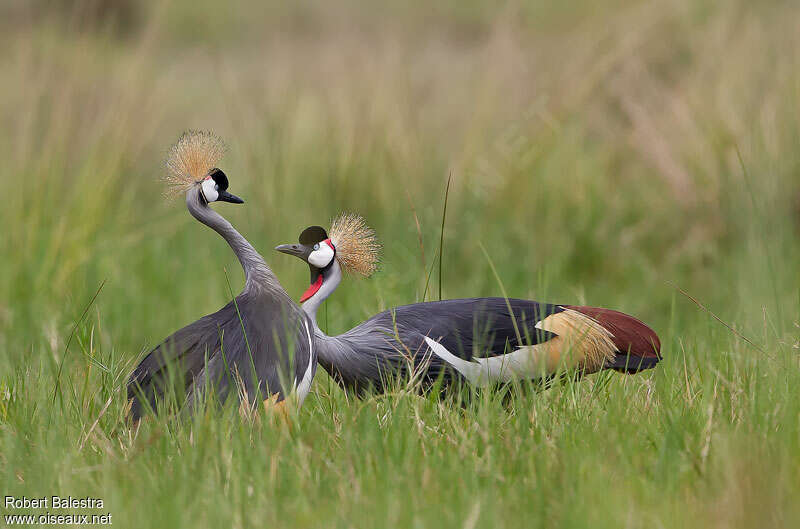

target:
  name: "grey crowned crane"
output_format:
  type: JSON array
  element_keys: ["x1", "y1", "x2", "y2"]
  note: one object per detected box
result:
[
  {"x1": 275, "y1": 214, "x2": 661, "y2": 395},
  {"x1": 126, "y1": 132, "x2": 315, "y2": 421}
]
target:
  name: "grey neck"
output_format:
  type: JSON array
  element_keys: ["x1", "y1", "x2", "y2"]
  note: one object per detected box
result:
[
  {"x1": 301, "y1": 259, "x2": 342, "y2": 332},
  {"x1": 185, "y1": 187, "x2": 278, "y2": 294},
  {"x1": 300, "y1": 260, "x2": 393, "y2": 390}
]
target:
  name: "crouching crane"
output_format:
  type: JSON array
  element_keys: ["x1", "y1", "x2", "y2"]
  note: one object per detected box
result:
[
  {"x1": 126, "y1": 131, "x2": 315, "y2": 420},
  {"x1": 276, "y1": 214, "x2": 660, "y2": 395}
]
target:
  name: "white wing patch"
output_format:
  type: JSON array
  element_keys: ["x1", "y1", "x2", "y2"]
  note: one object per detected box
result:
[
  {"x1": 423, "y1": 336, "x2": 483, "y2": 384},
  {"x1": 295, "y1": 320, "x2": 316, "y2": 405},
  {"x1": 424, "y1": 336, "x2": 551, "y2": 386},
  {"x1": 424, "y1": 308, "x2": 617, "y2": 384}
]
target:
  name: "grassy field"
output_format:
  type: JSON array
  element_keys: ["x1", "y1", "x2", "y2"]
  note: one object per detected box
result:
[{"x1": 1, "y1": 0, "x2": 799, "y2": 527}]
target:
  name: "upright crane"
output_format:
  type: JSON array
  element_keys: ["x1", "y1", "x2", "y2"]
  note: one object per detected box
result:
[
  {"x1": 276, "y1": 214, "x2": 660, "y2": 394},
  {"x1": 127, "y1": 132, "x2": 315, "y2": 420}
]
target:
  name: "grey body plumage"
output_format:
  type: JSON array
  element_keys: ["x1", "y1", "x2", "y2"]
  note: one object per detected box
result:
[
  {"x1": 127, "y1": 172, "x2": 315, "y2": 421},
  {"x1": 313, "y1": 295, "x2": 561, "y2": 394}
]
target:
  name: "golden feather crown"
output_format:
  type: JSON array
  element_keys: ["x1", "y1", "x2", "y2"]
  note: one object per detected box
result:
[
  {"x1": 329, "y1": 213, "x2": 381, "y2": 277},
  {"x1": 163, "y1": 130, "x2": 226, "y2": 197}
]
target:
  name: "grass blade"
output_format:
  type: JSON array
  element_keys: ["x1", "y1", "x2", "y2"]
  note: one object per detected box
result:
[
  {"x1": 438, "y1": 173, "x2": 452, "y2": 301},
  {"x1": 51, "y1": 280, "x2": 106, "y2": 410}
]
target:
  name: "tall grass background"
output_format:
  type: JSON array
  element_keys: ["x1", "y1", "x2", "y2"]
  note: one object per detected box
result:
[{"x1": 0, "y1": 1, "x2": 798, "y2": 527}]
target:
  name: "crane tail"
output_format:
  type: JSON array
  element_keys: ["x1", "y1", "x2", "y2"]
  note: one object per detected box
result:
[
  {"x1": 565, "y1": 305, "x2": 661, "y2": 373},
  {"x1": 424, "y1": 305, "x2": 661, "y2": 387}
]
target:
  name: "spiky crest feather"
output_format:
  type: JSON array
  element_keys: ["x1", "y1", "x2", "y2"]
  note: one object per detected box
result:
[
  {"x1": 163, "y1": 130, "x2": 226, "y2": 197},
  {"x1": 329, "y1": 213, "x2": 381, "y2": 277}
]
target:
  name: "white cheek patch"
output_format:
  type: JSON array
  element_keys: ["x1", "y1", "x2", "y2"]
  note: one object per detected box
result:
[
  {"x1": 308, "y1": 244, "x2": 334, "y2": 268},
  {"x1": 201, "y1": 178, "x2": 219, "y2": 202}
]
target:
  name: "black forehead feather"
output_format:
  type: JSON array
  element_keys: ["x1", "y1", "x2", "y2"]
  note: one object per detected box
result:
[
  {"x1": 299, "y1": 226, "x2": 328, "y2": 245},
  {"x1": 208, "y1": 168, "x2": 228, "y2": 190}
]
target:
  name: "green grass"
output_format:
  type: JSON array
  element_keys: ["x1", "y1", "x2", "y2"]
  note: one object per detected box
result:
[{"x1": 1, "y1": 0, "x2": 799, "y2": 527}]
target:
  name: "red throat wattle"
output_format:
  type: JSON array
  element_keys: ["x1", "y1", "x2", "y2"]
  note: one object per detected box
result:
[{"x1": 300, "y1": 275, "x2": 324, "y2": 303}]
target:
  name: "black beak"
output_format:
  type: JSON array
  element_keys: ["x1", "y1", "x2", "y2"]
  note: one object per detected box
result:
[
  {"x1": 218, "y1": 190, "x2": 244, "y2": 204},
  {"x1": 275, "y1": 243, "x2": 310, "y2": 260}
]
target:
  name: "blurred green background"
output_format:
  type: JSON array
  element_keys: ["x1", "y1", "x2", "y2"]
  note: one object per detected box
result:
[{"x1": 0, "y1": 1, "x2": 798, "y2": 528}]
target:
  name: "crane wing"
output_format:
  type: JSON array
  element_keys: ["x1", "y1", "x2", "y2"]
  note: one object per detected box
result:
[
  {"x1": 326, "y1": 298, "x2": 659, "y2": 391},
  {"x1": 323, "y1": 298, "x2": 560, "y2": 392},
  {"x1": 387, "y1": 297, "x2": 562, "y2": 358},
  {"x1": 127, "y1": 296, "x2": 314, "y2": 420}
]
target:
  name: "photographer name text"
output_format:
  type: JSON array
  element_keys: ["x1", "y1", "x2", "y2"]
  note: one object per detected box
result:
[{"x1": 5, "y1": 496, "x2": 105, "y2": 510}]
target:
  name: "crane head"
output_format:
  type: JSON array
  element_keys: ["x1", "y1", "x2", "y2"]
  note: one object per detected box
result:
[
  {"x1": 276, "y1": 214, "x2": 380, "y2": 273},
  {"x1": 163, "y1": 130, "x2": 243, "y2": 204},
  {"x1": 276, "y1": 214, "x2": 380, "y2": 302},
  {"x1": 276, "y1": 226, "x2": 335, "y2": 302},
  {"x1": 200, "y1": 168, "x2": 244, "y2": 204},
  {"x1": 275, "y1": 226, "x2": 335, "y2": 269}
]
